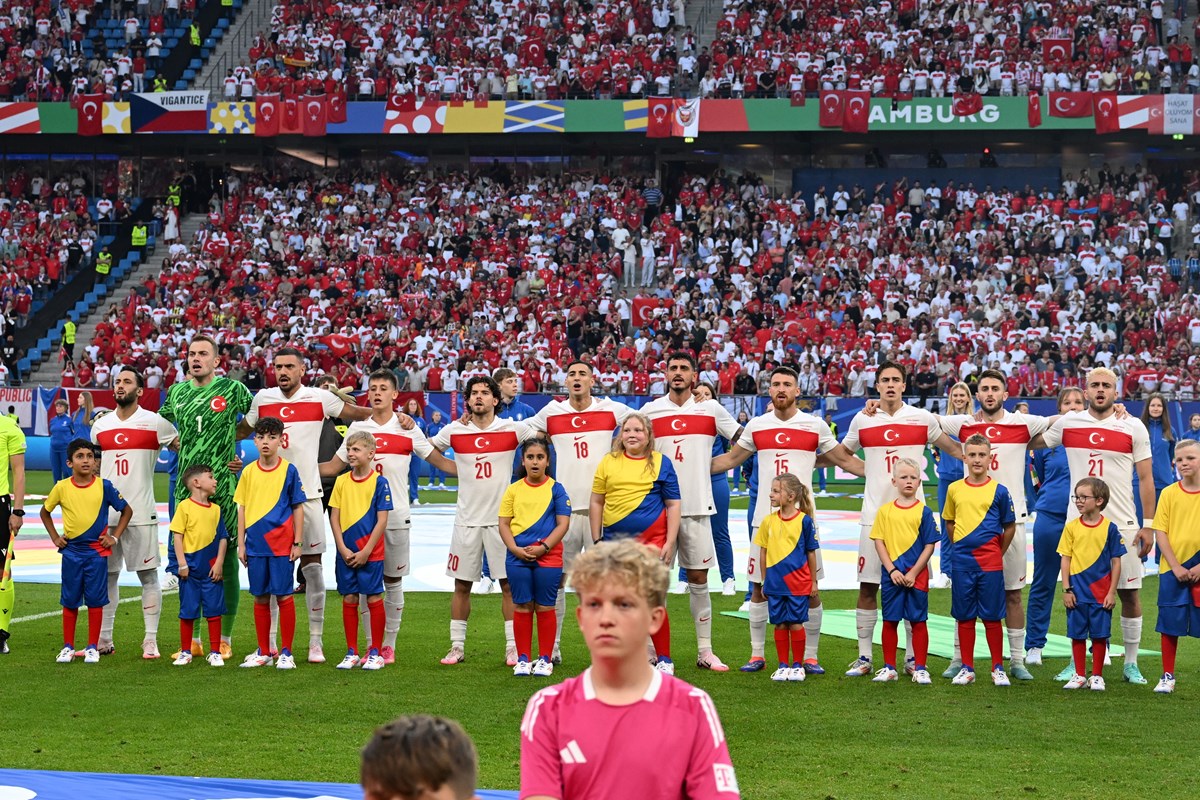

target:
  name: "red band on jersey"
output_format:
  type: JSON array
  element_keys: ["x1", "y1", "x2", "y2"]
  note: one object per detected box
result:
[
  {"x1": 752, "y1": 428, "x2": 820, "y2": 452},
  {"x1": 372, "y1": 433, "x2": 414, "y2": 456},
  {"x1": 258, "y1": 402, "x2": 326, "y2": 423},
  {"x1": 1062, "y1": 428, "x2": 1133, "y2": 454},
  {"x1": 959, "y1": 424, "x2": 1032, "y2": 445},
  {"x1": 96, "y1": 428, "x2": 161, "y2": 450},
  {"x1": 650, "y1": 415, "x2": 717, "y2": 438},
  {"x1": 450, "y1": 431, "x2": 520, "y2": 454},
  {"x1": 546, "y1": 411, "x2": 618, "y2": 436},
  {"x1": 858, "y1": 424, "x2": 930, "y2": 448}
]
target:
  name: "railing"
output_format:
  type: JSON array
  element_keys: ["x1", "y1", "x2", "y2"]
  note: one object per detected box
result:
[{"x1": 201, "y1": 1, "x2": 269, "y2": 91}]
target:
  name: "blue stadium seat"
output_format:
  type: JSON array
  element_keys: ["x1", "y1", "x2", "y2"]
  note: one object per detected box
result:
[
  {"x1": 166, "y1": 37, "x2": 178, "y2": 49},
  {"x1": 189, "y1": 58, "x2": 202, "y2": 71},
  {"x1": 16, "y1": 358, "x2": 29, "y2": 375},
  {"x1": 181, "y1": 69, "x2": 196, "y2": 82},
  {"x1": 216, "y1": 17, "x2": 230, "y2": 28},
  {"x1": 127, "y1": 252, "x2": 140, "y2": 264},
  {"x1": 96, "y1": 284, "x2": 108, "y2": 297}
]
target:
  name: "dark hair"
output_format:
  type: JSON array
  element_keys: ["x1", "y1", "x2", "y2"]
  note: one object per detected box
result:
[
  {"x1": 118, "y1": 367, "x2": 145, "y2": 388},
  {"x1": 516, "y1": 436, "x2": 553, "y2": 480},
  {"x1": 68, "y1": 438, "x2": 95, "y2": 458},
  {"x1": 1057, "y1": 386, "x2": 1084, "y2": 412},
  {"x1": 565, "y1": 359, "x2": 593, "y2": 373},
  {"x1": 274, "y1": 346, "x2": 305, "y2": 363},
  {"x1": 696, "y1": 382, "x2": 718, "y2": 399},
  {"x1": 977, "y1": 369, "x2": 1007, "y2": 389},
  {"x1": 1140, "y1": 391, "x2": 1174, "y2": 442},
  {"x1": 770, "y1": 366, "x2": 799, "y2": 381},
  {"x1": 877, "y1": 360, "x2": 907, "y2": 382},
  {"x1": 360, "y1": 715, "x2": 477, "y2": 800},
  {"x1": 1076, "y1": 477, "x2": 1110, "y2": 510},
  {"x1": 181, "y1": 464, "x2": 213, "y2": 487},
  {"x1": 368, "y1": 369, "x2": 398, "y2": 390},
  {"x1": 666, "y1": 351, "x2": 697, "y2": 371},
  {"x1": 254, "y1": 416, "x2": 285, "y2": 437},
  {"x1": 492, "y1": 367, "x2": 517, "y2": 384},
  {"x1": 189, "y1": 334, "x2": 218, "y2": 354},
  {"x1": 465, "y1": 375, "x2": 500, "y2": 401}
]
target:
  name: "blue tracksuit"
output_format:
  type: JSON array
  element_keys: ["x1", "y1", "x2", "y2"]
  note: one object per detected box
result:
[
  {"x1": 426, "y1": 419, "x2": 447, "y2": 486},
  {"x1": 1025, "y1": 444, "x2": 1070, "y2": 650},
  {"x1": 935, "y1": 437, "x2": 963, "y2": 578},
  {"x1": 408, "y1": 416, "x2": 427, "y2": 502},
  {"x1": 48, "y1": 412, "x2": 76, "y2": 482},
  {"x1": 681, "y1": 436, "x2": 734, "y2": 583}
]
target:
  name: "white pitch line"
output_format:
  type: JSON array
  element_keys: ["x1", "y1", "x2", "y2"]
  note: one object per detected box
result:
[{"x1": 10, "y1": 588, "x2": 178, "y2": 624}]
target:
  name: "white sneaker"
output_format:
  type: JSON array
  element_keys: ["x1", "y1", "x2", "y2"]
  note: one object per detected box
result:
[
  {"x1": 206, "y1": 652, "x2": 224, "y2": 667},
  {"x1": 276, "y1": 652, "x2": 296, "y2": 669},
  {"x1": 931, "y1": 573, "x2": 952, "y2": 589},
  {"x1": 513, "y1": 659, "x2": 532, "y2": 677},
  {"x1": 737, "y1": 600, "x2": 750, "y2": 612},
  {"x1": 440, "y1": 646, "x2": 465, "y2": 665},
  {"x1": 161, "y1": 573, "x2": 179, "y2": 591},
  {"x1": 845, "y1": 656, "x2": 873, "y2": 676},
  {"x1": 721, "y1": 578, "x2": 736, "y2": 596},
  {"x1": 172, "y1": 651, "x2": 193, "y2": 666},
  {"x1": 505, "y1": 645, "x2": 519, "y2": 666},
  {"x1": 473, "y1": 577, "x2": 494, "y2": 595},
  {"x1": 1088, "y1": 675, "x2": 1106, "y2": 692},
  {"x1": 696, "y1": 650, "x2": 730, "y2": 672},
  {"x1": 991, "y1": 667, "x2": 1011, "y2": 686},
  {"x1": 240, "y1": 650, "x2": 274, "y2": 668},
  {"x1": 873, "y1": 666, "x2": 899, "y2": 682},
  {"x1": 1155, "y1": 673, "x2": 1176, "y2": 694},
  {"x1": 912, "y1": 668, "x2": 932, "y2": 685},
  {"x1": 1025, "y1": 647, "x2": 1043, "y2": 666},
  {"x1": 307, "y1": 643, "x2": 325, "y2": 664},
  {"x1": 361, "y1": 651, "x2": 385, "y2": 671},
  {"x1": 83, "y1": 647, "x2": 100, "y2": 664},
  {"x1": 1062, "y1": 674, "x2": 1088, "y2": 690},
  {"x1": 672, "y1": 580, "x2": 688, "y2": 595},
  {"x1": 55, "y1": 646, "x2": 74, "y2": 663},
  {"x1": 951, "y1": 667, "x2": 976, "y2": 685},
  {"x1": 1105, "y1": 652, "x2": 1112, "y2": 666},
  {"x1": 654, "y1": 657, "x2": 676, "y2": 675},
  {"x1": 532, "y1": 657, "x2": 554, "y2": 677},
  {"x1": 142, "y1": 639, "x2": 160, "y2": 660},
  {"x1": 787, "y1": 666, "x2": 806, "y2": 682},
  {"x1": 770, "y1": 666, "x2": 790, "y2": 681},
  {"x1": 336, "y1": 652, "x2": 361, "y2": 670}
]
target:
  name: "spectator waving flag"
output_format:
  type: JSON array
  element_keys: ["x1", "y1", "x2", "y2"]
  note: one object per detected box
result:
[
  {"x1": 952, "y1": 92, "x2": 983, "y2": 117},
  {"x1": 1042, "y1": 38, "x2": 1074, "y2": 63}
]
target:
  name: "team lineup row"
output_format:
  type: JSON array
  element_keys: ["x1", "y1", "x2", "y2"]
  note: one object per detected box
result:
[{"x1": 30, "y1": 336, "x2": 1198, "y2": 691}]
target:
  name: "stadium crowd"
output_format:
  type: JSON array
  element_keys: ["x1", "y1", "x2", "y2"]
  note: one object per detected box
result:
[{"x1": 61, "y1": 159, "x2": 1200, "y2": 402}]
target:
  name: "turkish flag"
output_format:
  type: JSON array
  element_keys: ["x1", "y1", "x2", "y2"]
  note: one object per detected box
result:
[
  {"x1": 1094, "y1": 91, "x2": 1120, "y2": 134},
  {"x1": 841, "y1": 89, "x2": 870, "y2": 133},
  {"x1": 385, "y1": 93, "x2": 417, "y2": 112},
  {"x1": 320, "y1": 334, "x2": 358, "y2": 357},
  {"x1": 790, "y1": 90, "x2": 805, "y2": 106},
  {"x1": 522, "y1": 39, "x2": 545, "y2": 66},
  {"x1": 77, "y1": 93, "x2": 104, "y2": 136},
  {"x1": 284, "y1": 97, "x2": 300, "y2": 131},
  {"x1": 328, "y1": 89, "x2": 347, "y2": 123},
  {"x1": 818, "y1": 90, "x2": 844, "y2": 127},
  {"x1": 1048, "y1": 92, "x2": 1093, "y2": 117},
  {"x1": 255, "y1": 93, "x2": 280, "y2": 136},
  {"x1": 647, "y1": 97, "x2": 675, "y2": 137},
  {"x1": 1042, "y1": 38, "x2": 1074, "y2": 63},
  {"x1": 952, "y1": 92, "x2": 983, "y2": 116},
  {"x1": 1027, "y1": 92, "x2": 1042, "y2": 127},
  {"x1": 632, "y1": 297, "x2": 673, "y2": 327},
  {"x1": 302, "y1": 94, "x2": 327, "y2": 136}
]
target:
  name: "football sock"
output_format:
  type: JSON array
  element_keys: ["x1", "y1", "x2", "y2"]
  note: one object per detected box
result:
[
  {"x1": 62, "y1": 607, "x2": 78, "y2": 647},
  {"x1": 278, "y1": 596, "x2": 296, "y2": 652},
  {"x1": 450, "y1": 619, "x2": 467, "y2": 650},
  {"x1": 504, "y1": 619, "x2": 515, "y2": 649},
  {"x1": 748, "y1": 601, "x2": 768, "y2": 659},
  {"x1": 101, "y1": 572, "x2": 119, "y2": 643},
  {"x1": 301, "y1": 563, "x2": 325, "y2": 637},
  {"x1": 206, "y1": 616, "x2": 221, "y2": 652},
  {"x1": 359, "y1": 594, "x2": 370, "y2": 641},
  {"x1": 957, "y1": 620, "x2": 976, "y2": 670},
  {"x1": 688, "y1": 582, "x2": 713, "y2": 653},
  {"x1": 513, "y1": 610, "x2": 533, "y2": 660},
  {"x1": 268, "y1": 595, "x2": 278, "y2": 651},
  {"x1": 651, "y1": 610, "x2": 671, "y2": 659},
  {"x1": 911, "y1": 621, "x2": 929, "y2": 669},
  {"x1": 952, "y1": 624, "x2": 961, "y2": 661},
  {"x1": 774, "y1": 628, "x2": 790, "y2": 665},
  {"x1": 1121, "y1": 616, "x2": 1142, "y2": 665},
  {"x1": 856, "y1": 608, "x2": 877, "y2": 660},
  {"x1": 1162, "y1": 633, "x2": 1178, "y2": 674},
  {"x1": 1092, "y1": 639, "x2": 1107, "y2": 677},
  {"x1": 553, "y1": 587, "x2": 567, "y2": 650},
  {"x1": 1007, "y1": 626, "x2": 1026, "y2": 665},
  {"x1": 343, "y1": 601, "x2": 359, "y2": 654},
  {"x1": 181, "y1": 618, "x2": 194, "y2": 653},
  {"x1": 86, "y1": 607, "x2": 102, "y2": 647},
  {"x1": 1072, "y1": 638, "x2": 1087, "y2": 676},
  {"x1": 983, "y1": 619, "x2": 1004, "y2": 668},
  {"x1": 903, "y1": 619, "x2": 913, "y2": 664},
  {"x1": 138, "y1": 569, "x2": 161, "y2": 639},
  {"x1": 803, "y1": 604, "x2": 822, "y2": 661},
  {"x1": 882, "y1": 620, "x2": 899, "y2": 668},
  {"x1": 536, "y1": 610, "x2": 556, "y2": 660},
  {"x1": 383, "y1": 580, "x2": 404, "y2": 650},
  {"x1": 254, "y1": 602, "x2": 271, "y2": 655},
  {"x1": 790, "y1": 629, "x2": 806, "y2": 668},
  {"x1": 221, "y1": 542, "x2": 240, "y2": 637},
  {"x1": 367, "y1": 599, "x2": 384, "y2": 652}
]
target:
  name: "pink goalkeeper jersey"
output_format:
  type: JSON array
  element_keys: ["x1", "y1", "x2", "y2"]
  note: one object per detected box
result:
[{"x1": 519, "y1": 668, "x2": 740, "y2": 800}]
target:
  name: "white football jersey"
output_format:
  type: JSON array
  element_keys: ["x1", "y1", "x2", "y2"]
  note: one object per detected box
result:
[
  {"x1": 245, "y1": 386, "x2": 345, "y2": 499},
  {"x1": 840, "y1": 405, "x2": 941, "y2": 525},
  {"x1": 941, "y1": 410, "x2": 1048, "y2": 520},
  {"x1": 336, "y1": 413, "x2": 433, "y2": 522},
  {"x1": 432, "y1": 416, "x2": 535, "y2": 526},
  {"x1": 1042, "y1": 411, "x2": 1151, "y2": 528},
  {"x1": 91, "y1": 406, "x2": 178, "y2": 526},
  {"x1": 641, "y1": 396, "x2": 741, "y2": 517},
  {"x1": 736, "y1": 409, "x2": 839, "y2": 527},
  {"x1": 529, "y1": 397, "x2": 633, "y2": 509}
]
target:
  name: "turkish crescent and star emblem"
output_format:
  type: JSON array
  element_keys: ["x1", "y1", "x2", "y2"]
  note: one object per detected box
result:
[{"x1": 210, "y1": 396, "x2": 227, "y2": 413}]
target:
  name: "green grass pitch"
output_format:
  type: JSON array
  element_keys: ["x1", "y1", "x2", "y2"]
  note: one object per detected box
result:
[{"x1": 6, "y1": 472, "x2": 1194, "y2": 797}]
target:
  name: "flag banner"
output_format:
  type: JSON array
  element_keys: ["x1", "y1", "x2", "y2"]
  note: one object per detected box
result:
[{"x1": 130, "y1": 90, "x2": 209, "y2": 132}]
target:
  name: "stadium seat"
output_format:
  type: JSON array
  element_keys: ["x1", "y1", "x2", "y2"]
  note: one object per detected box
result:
[{"x1": 189, "y1": 58, "x2": 202, "y2": 72}]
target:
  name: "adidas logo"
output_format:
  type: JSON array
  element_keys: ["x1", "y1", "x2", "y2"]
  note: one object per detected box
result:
[{"x1": 559, "y1": 739, "x2": 587, "y2": 764}]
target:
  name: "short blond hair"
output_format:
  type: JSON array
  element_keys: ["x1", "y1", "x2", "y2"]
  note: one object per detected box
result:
[
  {"x1": 571, "y1": 539, "x2": 669, "y2": 610},
  {"x1": 345, "y1": 430, "x2": 377, "y2": 451},
  {"x1": 1086, "y1": 367, "x2": 1118, "y2": 385}
]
